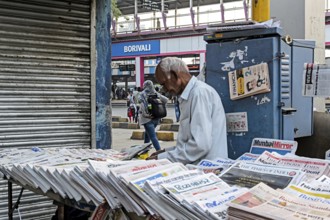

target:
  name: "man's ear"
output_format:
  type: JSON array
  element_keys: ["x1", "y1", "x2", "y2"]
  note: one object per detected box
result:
[{"x1": 169, "y1": 70, "x2": 178, "y2": 81}]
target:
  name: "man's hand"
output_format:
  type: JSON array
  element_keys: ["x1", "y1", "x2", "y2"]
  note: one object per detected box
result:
[
  {"x1": 146, "y1": 149, "x2": 165, "y2": 160},
  {"x1": 150, "y1": 149, "x2": 165, "y2": 157},
  {"x1": 146, "y1": 155, "x2": 158, "y2": 160}
]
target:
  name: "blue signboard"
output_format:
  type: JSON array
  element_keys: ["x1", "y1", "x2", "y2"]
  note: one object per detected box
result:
[{"x1": 112, "y1": 40, "x2": 160, "y2": 57}]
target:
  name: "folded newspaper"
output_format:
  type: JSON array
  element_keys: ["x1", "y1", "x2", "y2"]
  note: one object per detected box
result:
[
  {"x1": 120, "y1": 143, "x2": 152, "y2": 160},
  {"x1": 227, "y1": 182, "x2": 330, "y2": 220},
  {"x1": 250, "y1": 138, "x2": 297, "y2": 155},
  {"x1": 303, "y1": 63, "x2": 330, "y2": 97}
]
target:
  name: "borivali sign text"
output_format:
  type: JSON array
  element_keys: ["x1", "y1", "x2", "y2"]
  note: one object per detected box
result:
[
  {"x1": 112, "y1": 40, "x2": 160, "y2": 57},
  {"x1": 124, "y1": 44, "x2": 151, "y2": 53}
]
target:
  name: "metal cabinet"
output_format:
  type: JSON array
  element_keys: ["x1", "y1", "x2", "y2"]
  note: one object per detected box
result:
[{"x1": 205, "y1": 28, "x2": 314, "y2": 159}]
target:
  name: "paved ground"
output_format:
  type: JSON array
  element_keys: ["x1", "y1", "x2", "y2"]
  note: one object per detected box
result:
[{"x1": 111, "y1": 102, "x2": 178, "y2": 154}]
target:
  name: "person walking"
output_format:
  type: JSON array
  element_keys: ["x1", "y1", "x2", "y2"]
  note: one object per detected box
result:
[
  {"x1": 127, "y1": 90, "x2": 136, "y2": 123},
  {"x1": 139, "y1": 80, "x2": 168, "y2": 151},
  {"x1": 148, "y1": 57, "x2": 228, "y2": 164},
  {"x1": 133, "y1": 87, "x2": 142, "y2": 123}
]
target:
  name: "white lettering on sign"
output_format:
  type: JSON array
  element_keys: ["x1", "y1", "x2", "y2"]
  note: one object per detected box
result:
[{"x1": 124, "y1": 44, "x2": 151, "y2": 53}]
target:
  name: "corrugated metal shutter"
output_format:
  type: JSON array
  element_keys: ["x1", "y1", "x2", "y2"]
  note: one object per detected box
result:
[{"x1": 0, "y1": 0, "x2": 91, "y2": 219}]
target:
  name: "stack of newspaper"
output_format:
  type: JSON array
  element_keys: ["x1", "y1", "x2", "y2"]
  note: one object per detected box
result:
[
  {"x1": 206, "y1": 19, "x2": 280, "y2": 34},
  {"x1": 1, "y1": 147, "x2": 330, "y2": 219},
  {"x1": 227, "y1": 180, "x2": 330, "y2": 220},
  {"x1": 0, "y1": 145, "x2": 151, "y2": 207}
]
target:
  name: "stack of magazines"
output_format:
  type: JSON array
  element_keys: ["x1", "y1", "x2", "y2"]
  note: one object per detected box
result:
[{"x1": 1, "y1": 146, "x2": 330, "y2": 220}]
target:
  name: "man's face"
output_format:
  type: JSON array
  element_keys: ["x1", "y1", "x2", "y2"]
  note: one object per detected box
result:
[{"x1": 155, "y1": 69, "x2": 181, "y2": 96}]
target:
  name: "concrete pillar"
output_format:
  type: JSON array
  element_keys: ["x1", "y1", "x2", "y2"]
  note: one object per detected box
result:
[
  {"x1": 95, "y1": 0, "x2": 111, "y2": 149},
  {"x1": 135, "y1": 56, "x2": 144, "y2": 88}
]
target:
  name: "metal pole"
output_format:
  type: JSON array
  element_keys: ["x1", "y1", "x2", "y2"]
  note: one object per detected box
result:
[
  {"x1": 134, "y1": 0, "x2": 137, "y2": 30},
  {"x1": 243, "y1": 0, "x2": 248, "y2": 21},
  {"x1": 197, "y1": 0, "x2": 200, "y2": 25},
  {"x1": 8, "y1": 182, "x2": 13, "y2": 220},
  {"x1": 190, "y1": 0, "x2": 195, "y2": 28},
  {"x1": 175, "y1": 4, "x2": 177, "y2": 28},
  {"x1": 161, "y1": 0, "x2": 167, "y2": 30},
  {"x1": 220, "y1": 0, "x2": 225, "y2": 23},
  {"x1": 252, "y1": 0, "x2": 270, "y2": 22},
  {"x1": 153, "y1": 11, "x2": 156, "y2": 30}
]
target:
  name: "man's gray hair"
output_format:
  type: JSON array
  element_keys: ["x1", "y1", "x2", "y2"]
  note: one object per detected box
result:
[{"x1": 158, "y1": 57, "x2": 189, "y2": 77}]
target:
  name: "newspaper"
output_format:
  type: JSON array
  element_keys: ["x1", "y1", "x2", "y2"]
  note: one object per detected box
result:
[
  {"x1": 303, "y1": 63, "x2": 330, "y2": 97},
  {"x1": 236, "y1": 153, "x2": 260, "y2": 162},
  {"x1": 219, "y1": 161, "x2": 304, "y2": 189},
  {"x1": 143, "y1": 170, "x2": 202, "y2": 220},
  {"x1": 254, "y1": 151, "x2": 330, "y2": 179},
  {"x1": 161, "y1": 173, "x2": 230, "y2": 203},
  {"x1": 127, "y1": 163, "x2": 187, "y2": 190},
  {"x1": 127, "y1": 163, "x2": 188, "y2": 219},
  {"x1": 227, "y1": 182, "x2": 330, "y2": 220},
  {"x1": 53, "y1": 167, "x2": 79, "y2": 200},
  {"x1": 317, "y1": 175, "x2": 330, "y2": 184},
  {"x1": 283, "y1": 182, "x2": 330, "y2": 205},
  {"x1": 228, "y1": 63, "x2": 270, "y2": 100},
  {"x1": 326, "y1": 149, "x2": 330, "y2": 160},
  {"x1": 186, "y1": 158, "x2": 233, "y2": 175},
  {"x1": 90, "y1": 202, "x2": 111, "y2": 220},
  {"x1": 71, "y1": 166, "x2": 104, "y2": 205},
  {"x1": 86, "y1": 160, "x2": 130, "y2": 208},
  {"x1": 186, "y1": 164, "x2": 227, "y2": 176},
  {"x1": 120, "y1": 143, "x2": 152, "y2": 160},
  {"x1": 157, "y1": 192, "x2": 202, "y2": 220},
  {"x1": 250, "y1": 138, "x2": 298, "y2": 155},
  {"x1": 37, "y1": 166, "x2": 66, "y2": 196},
  {"x1": 144, "y1": 170, "x2": 202, "y2": 196},
  {"x1": 213, "y1": 158, "x2": 236, "y2": 167},
  {"x1": 206, "y1": 22, "x2": 268, "y2": 33},
  {"x1": 2, "y1": 147, "x2": 329, "y2": 219},
  {"x1": 193, "y1": 187, "x2": 248, "y2": 220},
  {"x1": 107, "y1": 159, "x2": 172, "y2": 215}
]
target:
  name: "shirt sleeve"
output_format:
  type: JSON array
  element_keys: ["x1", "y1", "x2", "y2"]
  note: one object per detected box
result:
[{"x1": 158, "y1": 90, "x2": 213, "y2": 164}]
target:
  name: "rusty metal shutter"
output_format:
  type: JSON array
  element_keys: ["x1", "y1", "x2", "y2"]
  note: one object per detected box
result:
[{"x1": 0, "y1": 0, "x2": 91, "y2": 219}]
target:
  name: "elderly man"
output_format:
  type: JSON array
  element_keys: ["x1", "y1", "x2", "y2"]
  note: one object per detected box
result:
[{"x1": 148, "y1": 57, "x2": 228, "y2": 164}]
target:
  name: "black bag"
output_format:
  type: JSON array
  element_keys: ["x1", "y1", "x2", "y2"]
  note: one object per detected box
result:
[{"x1": 147, "y1": 94, "x2": 167, "y2": 118}]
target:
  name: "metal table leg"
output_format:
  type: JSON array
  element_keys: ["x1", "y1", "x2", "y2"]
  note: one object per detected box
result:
[
  {"x1": 8, "y1": 182, "x2": 24, "y2": 220},
  {"x1": 8, "y1": 181, "x2": 13, "y2": 220}
]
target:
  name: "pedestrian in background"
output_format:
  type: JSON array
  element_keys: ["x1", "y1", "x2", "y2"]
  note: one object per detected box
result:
[
  {"x1": 127, "y1": 105, "x2": 133, "y2": 123},
  {"x1": 139, "y1": 80, "x2": 168, "y2": 151},
  {"x1": 148, "y1": 57, "x2": 228, "y2": 164},
  {"x1": 127, "y1": 89, "x2": 136, "y2": 123},
  {"x1": 174, "y1": 96, "x2": 180, "y2": 122},
  {"x1": 133, "y1": 87, "x2": 141, "y2": 124}
]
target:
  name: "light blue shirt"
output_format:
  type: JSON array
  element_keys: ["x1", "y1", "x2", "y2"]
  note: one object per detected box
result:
[{"x1": 158, "y1": 76, "x2": 228, "y2": 164}]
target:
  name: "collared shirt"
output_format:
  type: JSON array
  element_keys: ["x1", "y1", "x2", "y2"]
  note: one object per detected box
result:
[{"x1": 158, "y1": 76, "x2": 228, "y2": 164}]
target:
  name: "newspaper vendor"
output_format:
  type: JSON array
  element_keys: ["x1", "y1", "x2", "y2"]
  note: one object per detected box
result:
[{"x1": 147, "y1": 57, "x2": 228, "y2": 164}]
